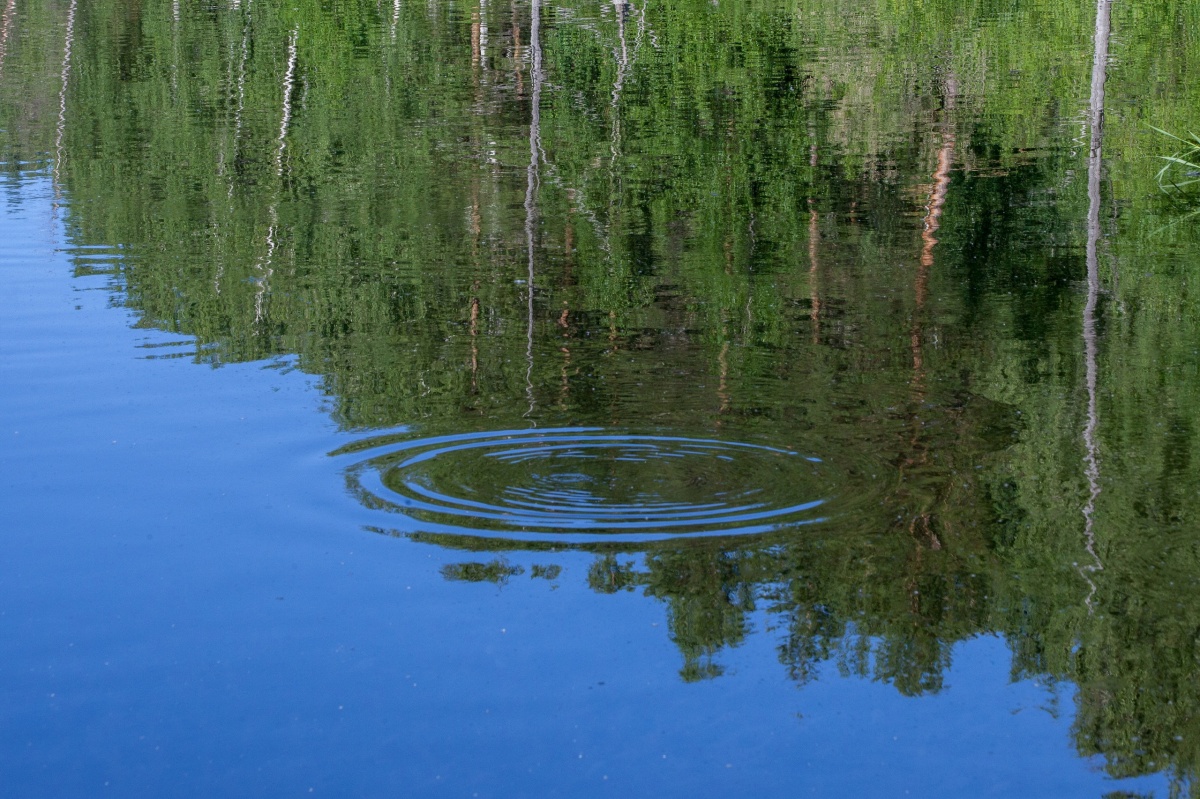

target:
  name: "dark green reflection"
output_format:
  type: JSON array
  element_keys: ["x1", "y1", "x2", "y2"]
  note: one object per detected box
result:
[{"x1": 4, "y1": 0, "x2": 1200, "y2": 791}]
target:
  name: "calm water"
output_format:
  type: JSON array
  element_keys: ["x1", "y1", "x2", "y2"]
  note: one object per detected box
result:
[{"x1": 2, "y1": 0, "x2": 1200, "y2": 795}]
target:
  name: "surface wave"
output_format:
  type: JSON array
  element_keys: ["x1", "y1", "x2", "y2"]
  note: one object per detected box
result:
[{"x1": 333, "y1": 427, "x2": 843, "y2": 544}]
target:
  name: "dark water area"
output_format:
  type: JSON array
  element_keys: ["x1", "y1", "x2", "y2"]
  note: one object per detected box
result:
[{"x1": 2, "y1": 0, "x2": 1200, "y2": 795}]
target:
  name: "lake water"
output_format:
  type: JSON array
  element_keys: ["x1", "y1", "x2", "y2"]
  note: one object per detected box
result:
[{"x1": 2, "y1": 0, "x2": 1199, "y2": 795}]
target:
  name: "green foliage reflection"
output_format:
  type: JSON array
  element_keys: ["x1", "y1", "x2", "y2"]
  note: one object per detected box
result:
[{"x1": 2, "y1": 0, "x2": 1200, "y2": 791}]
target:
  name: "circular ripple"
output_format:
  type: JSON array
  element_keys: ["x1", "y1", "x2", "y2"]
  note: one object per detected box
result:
[{"x1": 335, "y1": 427, "x2": 840, "y2": 544}]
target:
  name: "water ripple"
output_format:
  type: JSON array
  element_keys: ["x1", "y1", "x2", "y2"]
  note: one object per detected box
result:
[{"x1": 333, "y1": 427, "x2": 845, "y2": 544}]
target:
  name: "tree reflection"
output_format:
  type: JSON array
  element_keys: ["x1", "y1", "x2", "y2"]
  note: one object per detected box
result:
[{"x1": 4, "y1": 0, "x2": 1200, "y2": 790}]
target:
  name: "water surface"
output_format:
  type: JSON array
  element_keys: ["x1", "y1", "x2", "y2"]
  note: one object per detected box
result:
[{"x1": 2, "y1": 0, "x2": 1200, "y2": 795}]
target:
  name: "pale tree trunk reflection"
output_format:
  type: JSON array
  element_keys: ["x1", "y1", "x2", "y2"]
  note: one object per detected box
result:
[
  {"x1": 53, "y1": 0, "x2": 77, "y2": 210},
  {"x1": 0, "y1": 0, "x2": 18, "y2": 78},
  {"x1": 523, "y1": 0, "x2": 543, "y2": 418},
  {"x1": 1080, "y1": 0, "x2": 1112, "y2": 612},
  {"x1": 275, "y1": 28, "x2": 299, "y2": 177},
  {"x1": 255, "y1": 28, "x2": 298, "y2": 327}
]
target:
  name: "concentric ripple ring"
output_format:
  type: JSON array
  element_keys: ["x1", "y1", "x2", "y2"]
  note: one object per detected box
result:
[{"x1": 334, "y1": 427, "x2": 840, "y2": 544}]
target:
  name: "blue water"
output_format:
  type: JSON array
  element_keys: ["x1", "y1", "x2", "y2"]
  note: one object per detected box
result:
[{"x1": 1, "y1": 176, "x2": 1169, "y2": 798}]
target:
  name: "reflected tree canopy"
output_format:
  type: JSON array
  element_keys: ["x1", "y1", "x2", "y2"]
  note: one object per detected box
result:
[{"x1": 3, "y1": 0, "x2": 1200, "y2": 791}]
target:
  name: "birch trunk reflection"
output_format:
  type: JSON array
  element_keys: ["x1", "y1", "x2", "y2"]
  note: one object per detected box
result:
[
  {"x1": 275, "y1": 28, "x2": 299, "y2": 177},
  {"x1": 0, "y1": 0, "x2": 17, "y2": 78},
  {"x1": 1080, "y1": 0, "x2": 1112, "y2": 611},
  {"x1": 53, "y1": 0, "x2": 77, "y2": 206},
  {"x1": 524, "y1": 0, "x2": 543, "y2": 417}
]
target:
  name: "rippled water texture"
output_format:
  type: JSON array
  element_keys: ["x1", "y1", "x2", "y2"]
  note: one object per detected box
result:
[{"x1": 338, "y1": 428, "x2": 847, "y2": 542}]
